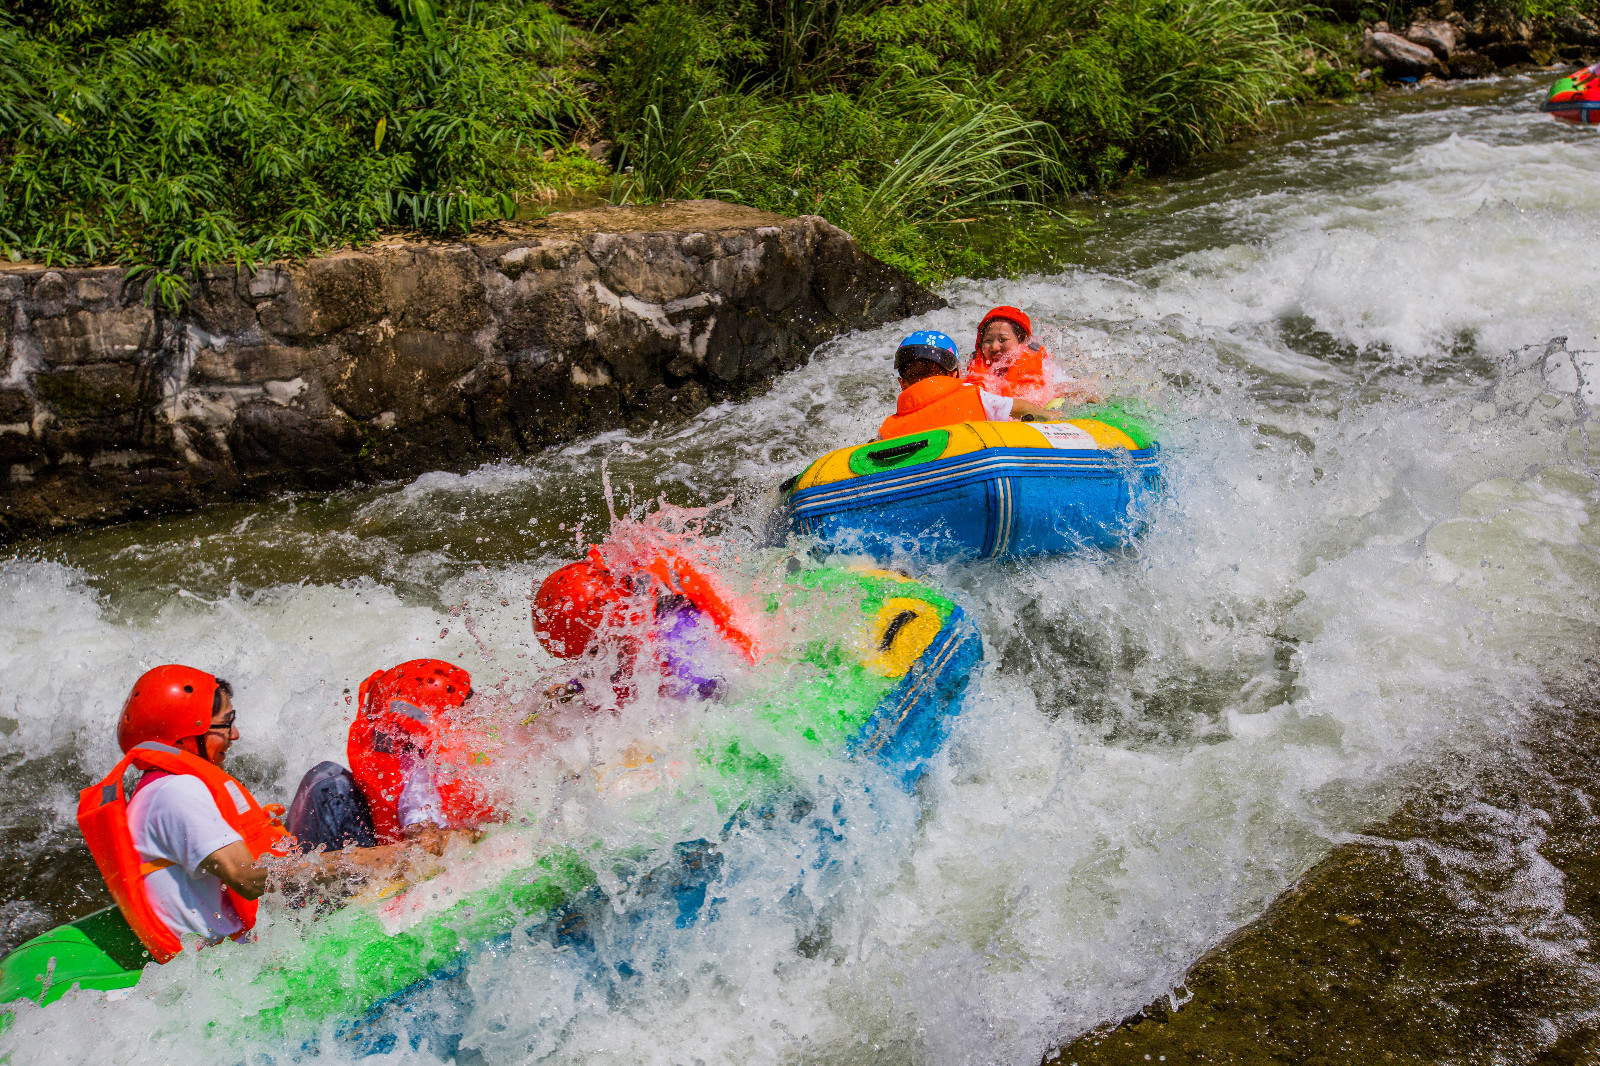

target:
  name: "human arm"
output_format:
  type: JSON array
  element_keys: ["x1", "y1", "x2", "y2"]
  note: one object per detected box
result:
[
  {"x1": 1056, "y1": 377, "x2": 1103, "y2": 405},
  {"x1": 198, "y1": 836, "x2": 417, "y2": 895},
  {"x1": 198, "y1": 839, "x2": 268, "y2": 900},
  {"x1": 977, "y1": 389, "x2": 1053, "y2": 424},
  {"x1": 1009, "y1": 398, "x2": 1055, "y2": 422},
  {"x1": 301, "y1": 840, "x2": 426, "y2": 882}
]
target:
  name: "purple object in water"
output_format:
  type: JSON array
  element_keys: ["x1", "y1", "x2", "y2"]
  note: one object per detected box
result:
[{"x1": 657, "y1": 603, "x2": 725, "y2": 700}]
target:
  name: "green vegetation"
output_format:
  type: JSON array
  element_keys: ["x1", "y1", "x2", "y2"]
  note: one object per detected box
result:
[
  {"x1": 0, "y1": 0, "x2": 1490, "y2": 296},
  {"x1": 0, "y1": 0, "x2": 600, "y2": 303}
]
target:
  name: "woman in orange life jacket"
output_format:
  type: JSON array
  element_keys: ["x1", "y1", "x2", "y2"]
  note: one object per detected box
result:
[
  {"x1": 532, "y1": 545, "x2": 759, "y2": 709},
  {"x1": 879, "y1": 330, "x2": 1053, "y2": 441},
  {"x1": 962, "y1": 306, "x2": 1102, "y2": 408},
  {"x1": 77, "y1": 666, "x2": 434, "y2": 963}
]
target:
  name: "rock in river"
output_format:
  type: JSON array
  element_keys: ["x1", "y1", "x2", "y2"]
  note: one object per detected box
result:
[
  {"x1": 1404, "y1": 17, "x2": 1458, "y2": 59},
  {"x1": 1360, "y1": 27, "x2": 1447, "y2": 76}
]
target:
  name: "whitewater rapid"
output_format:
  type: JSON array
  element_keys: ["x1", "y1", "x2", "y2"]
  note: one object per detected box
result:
[{"x1": 3, "y1": 73, "x2": 1599, "y2": 1064}]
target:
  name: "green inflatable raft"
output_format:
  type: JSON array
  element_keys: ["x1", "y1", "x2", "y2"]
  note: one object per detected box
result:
[{"x1": 0, "y1": 560, "x2": 982, "y2": 1055}]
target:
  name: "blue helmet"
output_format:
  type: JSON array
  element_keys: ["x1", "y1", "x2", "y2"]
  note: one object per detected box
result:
[{"x1": 894, "y1": 330, "x2": 961, "y2": 375}]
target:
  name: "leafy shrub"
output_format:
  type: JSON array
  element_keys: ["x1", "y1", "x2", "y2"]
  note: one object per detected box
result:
[
  {"x1": 589, "y1": 0, "x2": 1303, "y2": 276},
  {"x1": 0, "y1": 0, "x2": 593, "y2": 303},
  {"x1": 4, "y1": 0, "x2": 1368, "y2": 288}
]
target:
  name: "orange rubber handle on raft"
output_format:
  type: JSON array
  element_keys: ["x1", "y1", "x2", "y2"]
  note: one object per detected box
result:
[{"x1": 644, "y1": 550, "x2": 760, "y2": 662}]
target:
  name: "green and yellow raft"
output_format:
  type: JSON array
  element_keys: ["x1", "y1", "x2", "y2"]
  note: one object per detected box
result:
[{"x1": 0, "y1": 561, "x2": 981, "y2": 1053}]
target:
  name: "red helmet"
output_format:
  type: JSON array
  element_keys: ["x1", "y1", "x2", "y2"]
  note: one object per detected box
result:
[
  {"x1": 118, "y1": 665, "x2": 219, "y2": 753},
  {"x1": 533, "y1": 550, "x2": 630, "y2": 659},
  {"x1": 977, "y1": 305, "x2": 1032, "y2": 351},
  {"x1": 357, "y1": 659, "x2": 472, "y2": 732}
]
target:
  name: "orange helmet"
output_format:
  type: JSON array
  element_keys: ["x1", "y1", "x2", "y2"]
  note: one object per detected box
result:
[
  {"x1": 533, "y1": 549, "x2": 631, "y2": 659},
  {"x1": 977, "y1": 305, "x2": 1032, "y2": 351},
  {"x1": 349, "y1": 659, "x2": 479, "y2": 842},
  {"x1": 357, "y1": 659, "x2": 471, "y2": 729},
  {"x1": 118, "y1": 665, "x2": 220, "y2": 753}
]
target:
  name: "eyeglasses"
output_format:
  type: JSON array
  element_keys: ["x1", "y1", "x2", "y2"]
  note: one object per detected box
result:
[{"x1": 208, "y1": 712, "x2": 237, "y2": 734}]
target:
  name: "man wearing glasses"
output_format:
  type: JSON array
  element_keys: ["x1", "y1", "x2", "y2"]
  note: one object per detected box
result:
[
  {"x1": 119, "y1": 672, "x2": 271, "y2": 945},
  {"x1": 79, "y1": 665, "x2": 422, "y2": 960}
]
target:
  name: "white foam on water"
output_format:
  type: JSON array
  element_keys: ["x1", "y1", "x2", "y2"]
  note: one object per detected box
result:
[{"x1": 4, "y1": 77, "x2": 1600, "y2": 1064}]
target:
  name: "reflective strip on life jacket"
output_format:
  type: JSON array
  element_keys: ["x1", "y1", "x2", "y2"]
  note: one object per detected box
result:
[
  {"x1": 879, "y1": 377, "x2": 990, "y2": 440},
  {"x1": 76, "y1": 741, "x2": 289, "y2": 964}
]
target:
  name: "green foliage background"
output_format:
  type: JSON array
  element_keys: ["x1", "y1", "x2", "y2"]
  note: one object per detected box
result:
[{"x1": 0, "y1": 0, "x2": 1564, "y2": 293}]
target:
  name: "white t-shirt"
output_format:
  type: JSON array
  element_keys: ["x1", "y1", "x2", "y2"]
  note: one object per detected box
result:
[
  {"x1": 396, "y1": 758, "x2": 448, "y2": 832},
  {"x1": 126, "y1": 774, "x2": 245, "y2": 941},
  {"x1": 977, "y1": 388, "x2": 1014, "y2": 422}
]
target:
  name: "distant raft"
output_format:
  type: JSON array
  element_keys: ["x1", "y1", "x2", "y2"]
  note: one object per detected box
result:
[
  {"x1": 1543, "y1": 61, "x2": 1600, "y2": 124},
  {"x1": 780, "y1": 402, "x2": 1163, "y2": 562}
]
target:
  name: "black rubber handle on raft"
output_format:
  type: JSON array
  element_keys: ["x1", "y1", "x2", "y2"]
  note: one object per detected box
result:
[
  {"x1": 865, "y1": 439, "x2": 933, "y2": 466},
  {"x1": 879, "y1": 610, "x2": 919, "y2": 651}
]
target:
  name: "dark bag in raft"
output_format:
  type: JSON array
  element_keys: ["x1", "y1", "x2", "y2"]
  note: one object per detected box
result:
[{"x1": 286, "y1": 761, "x2": 378, "y2": 851}]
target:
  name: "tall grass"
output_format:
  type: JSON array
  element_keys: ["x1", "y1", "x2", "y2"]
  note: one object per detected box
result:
[
  {"x1": 0, "y1": 0, "x2": 596, "y2": 305},
  {"x1": 4, "y1": 0, "x2": 1334, "y2": 288},
  {"x1": 593, "y1": 0, "x2": 1305, "y2": 278}
]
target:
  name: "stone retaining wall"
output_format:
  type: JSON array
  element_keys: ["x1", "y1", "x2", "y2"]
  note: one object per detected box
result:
[{"x1": 0, "y1": 201, "x2": 942, "y2": 541}]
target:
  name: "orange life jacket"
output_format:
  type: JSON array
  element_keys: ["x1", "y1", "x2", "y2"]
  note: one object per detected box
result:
[
  {"x1": 642, "y1": 548, "x2": 760, "y2": 662},
  {"x1": 879, "y1": 376, "x2": 990, "y2": 440},
  {"x1": 963, "y1": 343, "x2": 1051, "y2": 404},
  {"x1": 348, "y1": 692, "x2": 496, "y2": 845},
  {"x1": 77, "y1": 741, "x2": 290, "y2": 964}
]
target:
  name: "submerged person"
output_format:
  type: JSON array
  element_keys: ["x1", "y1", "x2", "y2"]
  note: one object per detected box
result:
[
  {"x1": 78, "y1": 666, "x2": 434, "y2": 961},
  {"x1": 879, "y1": 330, "x2": 1053, "y2": 440},
  {"x1": 532, "y1": 545, "x2": 758, "y2": 708},
  {"x1": 962, "y1": 306, "x2": 1101, "y2": 407}
]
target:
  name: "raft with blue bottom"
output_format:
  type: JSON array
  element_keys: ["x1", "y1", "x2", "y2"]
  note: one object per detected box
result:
[
  {"x1": 0, "y1": 563, "x2": 982, "y2": 1057},
  {"x1": 783, "y1": 406, "x2": 1163, "y2": 562}
]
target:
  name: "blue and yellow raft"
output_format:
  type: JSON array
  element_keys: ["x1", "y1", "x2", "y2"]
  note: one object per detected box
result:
[{"x1": 781, "y1": 405, "x2": 1162, "y2": 561}]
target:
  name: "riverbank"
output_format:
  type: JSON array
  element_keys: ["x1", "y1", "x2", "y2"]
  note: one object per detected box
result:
[{"x1": 0, "y1": 201, "x2": 938, "y2": 542}]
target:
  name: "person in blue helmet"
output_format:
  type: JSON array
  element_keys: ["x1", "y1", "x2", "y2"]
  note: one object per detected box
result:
[{"x1": 878, "y1": 330, "x2": 1052, "y2": 440}]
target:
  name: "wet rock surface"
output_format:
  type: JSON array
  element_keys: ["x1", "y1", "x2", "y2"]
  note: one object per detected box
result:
[
  {"x1": 1360, "y1": 28, "x2": 1446, "y2": 78},
  {"x1": 0, "y1": 201, "x2": 942, "y2": 542},
  {"x1": 1404, "y1": 17, "x2": 1458, "y2": 59},
  {"x1": 1356, "y1": 7, "x2": 1598, "y2": 82},
  {"x1": 1051, "y1": 677, "x2": 1600, "y2": 1066}
]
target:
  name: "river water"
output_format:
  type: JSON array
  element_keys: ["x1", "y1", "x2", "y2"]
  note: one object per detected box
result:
[{"x1": 2, "y1": 73, "x2": 1598, "y2": 1064}]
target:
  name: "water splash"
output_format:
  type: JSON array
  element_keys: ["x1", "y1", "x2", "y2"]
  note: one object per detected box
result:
[{"x1": 3, "y1": 76, "x2": 1600, "y2": 1064}]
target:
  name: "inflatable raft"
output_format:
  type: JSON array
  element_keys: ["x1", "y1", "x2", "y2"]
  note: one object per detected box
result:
[
  {"x1": 1544, "y1": 61, "x2": 1600, "y2": 124},
  {"x1": 781, "y1": 403, "x2": 1162, "y2": 561},
  {"x1": 0, "y1": 561, "x2": 981, "y2": 1054}
]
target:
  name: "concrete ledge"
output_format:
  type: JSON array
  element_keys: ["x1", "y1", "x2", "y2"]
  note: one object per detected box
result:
[{"x1": 0, "y1": 201, "x2": 943, "y2": 541}]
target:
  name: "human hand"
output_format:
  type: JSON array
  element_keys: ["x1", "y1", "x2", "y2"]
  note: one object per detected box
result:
[
  {"x1": 1059, "y1": 377, "x2": 1104, "y2": 405},
  {"x1": 544, "y1": 680, "x2": 584, "y2": 703},
  {"x1": 405, "y1": 823, "x2": 484, "y2": 856}
]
